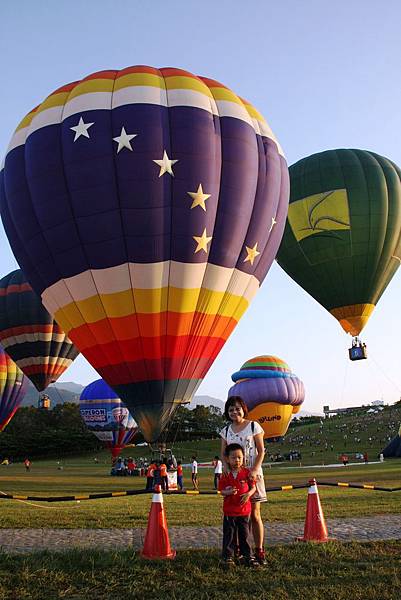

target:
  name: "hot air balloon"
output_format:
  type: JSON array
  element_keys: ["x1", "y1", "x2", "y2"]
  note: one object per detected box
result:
[
  {"x1": 228, "y1": 356, "x2": 305, "y2": 440},
  {"x1": 0, "y1": 270, "x2": 79, "y2": 391},
  {"x1": 0, "y1": 66, "x2": 289, "y2": 441},
  {"x1": 0, "y1": 346, "x2": 28, "y2": 432},
  {"x1": 382, "y1": 423, "x2": 401, "y2": 458},
  {"x1": 79, "y1": 379, "x2": 138, "y2": 459},
  {"x1": 276, "y1": 149, "x2": 401, "y2": 359}
]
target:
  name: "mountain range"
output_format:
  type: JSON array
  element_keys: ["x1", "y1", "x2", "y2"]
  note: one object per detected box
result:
[{"x1": 21, "y1": 384, "x2": 318, "y2": 416}]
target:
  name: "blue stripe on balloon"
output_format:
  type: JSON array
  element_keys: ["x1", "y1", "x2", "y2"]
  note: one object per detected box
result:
[{"x1": 231, "y1": 369, "x2": 293, "y2": 382}]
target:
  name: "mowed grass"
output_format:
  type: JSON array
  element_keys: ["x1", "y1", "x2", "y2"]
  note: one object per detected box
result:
[
  {"x1": 1, "y1": 542, "x2": 401, "y2": 600},
  {"x1": 0, "y1": 457, "x2": 400, "y2": 528}
]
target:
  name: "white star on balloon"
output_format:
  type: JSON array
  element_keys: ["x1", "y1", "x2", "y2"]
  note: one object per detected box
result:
[
  {"x1": 193, "y1": 228, "x2": 212, "y2": 254},
  {"x1": 268, "y1": 216, "x2": 277, "y2": 233},
  {"x1": 187, "y1": 184, "x2": 211, "y2": 211},
  {"x1": 113, "y1": 127, "x2": 138, "y2": 153},
  {"x1": 70, "y1": 117, "x2": 94, "y2": 142},
  {"x1": 153, "y1": 150, "x2": 178, "y2": 177},
  {"x1": 244, "y1": 242, "x2": 260, "y2": 265}
]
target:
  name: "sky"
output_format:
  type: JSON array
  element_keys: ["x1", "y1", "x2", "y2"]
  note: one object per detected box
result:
[{"x1": 0, "y1": 0, "x2": 400, "y2": 413}]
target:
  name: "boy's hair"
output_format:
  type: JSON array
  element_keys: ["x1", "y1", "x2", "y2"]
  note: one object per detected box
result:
[
  {"x1": 224, "y1": 396, "x2": 248, "y2": 420},
  {"x1": 177, "y1": 461, "x2": 182, "y2": 466},
  {"x1": 224, "y1": 443, "x2": 245, "y2": 458},
  {"x1": 191, "y1": 455, "x2": 196, "y2": 460},
  {"x1": 214, "y1": 455, "x2": 219, "y2": 460}
]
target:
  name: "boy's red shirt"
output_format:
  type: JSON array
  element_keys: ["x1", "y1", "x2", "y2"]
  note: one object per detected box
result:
[
  {"x1": 177, "y1": 465, "x2": 183, "y2": 476},
  {"x1": 218, "y1": 467, "x2": 255, "y2": 517}
]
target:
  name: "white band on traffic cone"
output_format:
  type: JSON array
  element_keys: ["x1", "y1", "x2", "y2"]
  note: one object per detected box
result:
[
  {"x1": 152, "y1": 491, "x2": 163, "y2": 504},
  {"x1": 308, "y1": 484, "x2": 318, "y2": 494}
]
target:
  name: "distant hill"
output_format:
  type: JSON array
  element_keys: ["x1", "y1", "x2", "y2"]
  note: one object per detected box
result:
[
  {"x1": 190, "y1": 395, "x2": 225, "y2": 411},
  {"x1": 52, "y1": 381, "x2": 85, "y2": 395},
  {"x1": 21, "y1": 381, "x2": 82, "y2": 407},
  {"x1": 297, "y1": 410, "x2": 323, "y2": 418}
]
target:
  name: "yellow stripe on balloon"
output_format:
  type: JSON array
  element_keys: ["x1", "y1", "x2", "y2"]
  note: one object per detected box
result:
[
  {"x1": 53, "y1": 287, "x2": 251, "y2": 331},
  {"x1": 114, "y1": 72, "x2": 166, "y2": 91},
  {"x1": 67, "y1": 78, "x2": 115, "y2": 99}
]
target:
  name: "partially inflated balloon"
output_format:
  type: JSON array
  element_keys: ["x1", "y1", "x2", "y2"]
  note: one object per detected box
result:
[
  {"x1": 0, "y1": 270, "x2": 79, "y2": 391},
  {"x1": 228, "y1": 356, "x2": 304, "y2": 440},
  {"x1": 0, "y1": 66, "x2": 289, "y2": 441},
  {"x1": 79, "y1": 379, "x2": 138, "y2": 458},
  {"x1": 277, "y1": 149, "x2": 401, "y2": 336},
  {"x1": 0, "y1": 346, "x2": 28, "y2": 431}
]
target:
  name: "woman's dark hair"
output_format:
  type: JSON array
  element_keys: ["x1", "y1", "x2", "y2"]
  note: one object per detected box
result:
[
  {"x1": 224, "y1": 396, "x2": 248, "y2": 420},
  {"x1": 224, "y1": 443, "x2": 244, "y2": 457}
]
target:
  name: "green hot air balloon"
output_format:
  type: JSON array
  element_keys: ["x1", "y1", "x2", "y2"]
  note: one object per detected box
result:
[{"x1": 277, "y1": 149, "x2": 401, "y2": 355}]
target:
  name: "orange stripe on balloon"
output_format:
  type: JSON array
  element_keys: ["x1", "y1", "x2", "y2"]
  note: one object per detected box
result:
[
  {"x1": 69, "y1": 312, "x2": 237, "y2": 351},
  {"x1": 117, "y1": 65, "x2": 162, "y2": 77}
]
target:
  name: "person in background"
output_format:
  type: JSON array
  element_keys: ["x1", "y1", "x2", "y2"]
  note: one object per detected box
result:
[
  {"x1": 191, "y1": 456, "x2": 199, "y2": 490},
  {"x1": 220, "y1": 396, "x2": 267, "y2": 565},
  {"x1": 153, "y1": 461, "x2": 162, "y2": 489},
  {"x1": 127, "y1": 457, "x2": 136, "y2": 475},
  {"x1": 145, "y1": 461, "x2": 156, "y2": 490},
  {"x1": 218, "y1": 443, "x2": 259, "y2": 568},
  {"x1": 160, "y1": 460, "x2": 168, "y2": 491},
  {"x1": 363, "y1": 451, "x2": 369, "y2": 464},
  {"x1": 24, "y1": 458, "x2": 31, "y2": 471},
  {"x1": 177, "y1": 461, "x2": 184, "y2": 490},
  {"x1": 213, "y1": 455, "x2": 223, "y2": 490}
]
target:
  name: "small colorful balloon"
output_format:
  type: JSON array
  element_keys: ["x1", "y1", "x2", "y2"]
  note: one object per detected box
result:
[{"x1": 228, "y1": 355, "x2": 305, "y2": 440}]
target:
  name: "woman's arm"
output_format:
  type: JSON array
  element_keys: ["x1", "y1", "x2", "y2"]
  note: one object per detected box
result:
[
  {"x1": 250, "y1": 432, "x2": 265, "y2": 476},
  {"x1": 220, "y1": 437, "x2": 229, "y2": 473}
]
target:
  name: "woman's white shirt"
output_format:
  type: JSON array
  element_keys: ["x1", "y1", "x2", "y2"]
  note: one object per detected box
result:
[{"x1": 220, "y1": 421, "x2": 264, "y2": 471}]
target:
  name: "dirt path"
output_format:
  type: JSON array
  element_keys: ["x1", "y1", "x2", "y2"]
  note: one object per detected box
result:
[{"x1": 1, "y1": 514, "x2": 400, "y2": 553}]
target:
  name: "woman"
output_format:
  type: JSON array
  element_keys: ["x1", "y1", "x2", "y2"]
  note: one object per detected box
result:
[{"x1": 220, "y1": 395, "x2": 267, "y2": 565}]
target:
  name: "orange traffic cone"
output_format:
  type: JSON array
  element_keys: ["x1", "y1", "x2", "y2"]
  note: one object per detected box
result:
[
  {"x1": 297, "y1": 479, "x2": 331, "y2": 542},
  {"x1": 141, "y1": 484, "x2": 176, "y2": 560}
]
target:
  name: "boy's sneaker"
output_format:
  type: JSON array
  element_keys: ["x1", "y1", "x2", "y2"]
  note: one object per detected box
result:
[
  {"x1": 221, "y1": 557, "x2": 235, "y2": 569},
  {"x1": 240, "y1": 556, "x2": 260, "y2": 568},
  {"x1": 254, "y1": 548, "x2": 267, "y2": 566}
]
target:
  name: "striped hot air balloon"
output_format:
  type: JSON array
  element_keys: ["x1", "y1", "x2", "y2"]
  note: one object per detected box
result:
[
  {"x1": 79, "y1": 379, "x2": 138, "y2": 459},
  {"x1": 229, "y1": 355, "x2": 305, "y2": 440},
  {"x1": 0, "y1": 270, "x2": 79, "y2": 391},
  {"x1": 0, "y1": 346, "x2": 28, "y2": 432},
  {"x1": 0, "y1": 66, "x2": 289, "y2": 441}
]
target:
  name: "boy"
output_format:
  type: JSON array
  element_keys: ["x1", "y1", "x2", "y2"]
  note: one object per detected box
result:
[{"x1": 218, "y1": 443, "x2": 259, "y2": 567}]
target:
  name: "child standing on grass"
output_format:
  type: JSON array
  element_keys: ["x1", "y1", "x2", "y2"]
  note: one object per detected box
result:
[
  {"x1": 177, "y1": 461, "x2": 184, "y2": 490},
  {"x1": 218, "y1": 443, "x2": 259, "y2": 568}
]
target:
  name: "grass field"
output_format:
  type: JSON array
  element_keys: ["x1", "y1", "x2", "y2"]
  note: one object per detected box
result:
[
  {"x1": 1, "y1": 542, "x2": 400, "y2": 600},
  {"x1": 1, "y1": 455, "x2": 400, "y2": 528}
]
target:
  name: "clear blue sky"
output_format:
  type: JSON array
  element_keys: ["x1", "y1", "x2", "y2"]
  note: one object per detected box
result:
[{"x1": 1, "y1": 0, "x2": 400, "y2": 413}]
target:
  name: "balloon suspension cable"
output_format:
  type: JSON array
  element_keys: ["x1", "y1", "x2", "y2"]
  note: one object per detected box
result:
[
  {"x1": 51, "y1": 383, "x2": 66, "y2": 405},
  {"x1": 368, "y1": 351, "x2": 401, "y2": 395},
  {"x1": 170, "y1": 403, "x2": 189, "y2": 450},
  {"x1": 340, "y1": 357, "x2": 349, "y2": 406}
]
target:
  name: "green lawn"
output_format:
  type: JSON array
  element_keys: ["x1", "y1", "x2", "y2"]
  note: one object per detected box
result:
[
  {"x1": 1, "y1": 457, "x2": 400, "y2": 528},
  {"x1": 1, "y1": 542, "x2": 400, "y2": 600}
]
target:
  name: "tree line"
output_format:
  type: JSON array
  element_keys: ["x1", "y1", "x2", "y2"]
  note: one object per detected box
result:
[{"x1": 0, "y1": 403, "x2": 226, "y2": 460}]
